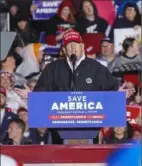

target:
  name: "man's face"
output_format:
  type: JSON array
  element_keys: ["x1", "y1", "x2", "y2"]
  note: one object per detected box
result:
[
  {"x1": 17, "y1": 20, "x2": 27, "y2": 30},
  {"x1": 8, "y1": 122, "x2": 21, "y2": 140},
  {"x1": 125, "y1": 7, "x2": 136, "y2": 21},
  {"x1": 0, "y1": 93, "x2": 6, "y2": 108},
  {"x1": 82, "y1": 1, "x2": 94, "y2": 17},
  {"x1": 64, "y1": 41, "x2": 84, "y2": 60},
  {"x1": 101, "y1": 41, "x2": 114, "y2": 57},
  {"x1": 18, "y1": 111, "x2": 28, "y2": 124}
]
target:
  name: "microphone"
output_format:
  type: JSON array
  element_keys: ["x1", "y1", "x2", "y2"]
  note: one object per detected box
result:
[
  {"x1": 69, "y1": 54, "x2": 78, "y2": 91},
  {"x1": 70, "y1": 54, "x2": 77, "y2": 65}
]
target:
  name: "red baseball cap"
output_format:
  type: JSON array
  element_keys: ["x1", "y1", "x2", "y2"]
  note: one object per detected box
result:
[
  {"x1": 0, "y1": 87, "x2": 6, "y2": 96},
  {"x1": 62, "y1": 29, "x2": 83, "y2": 46}
]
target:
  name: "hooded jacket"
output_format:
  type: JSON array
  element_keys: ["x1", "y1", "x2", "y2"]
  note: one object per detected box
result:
[
  {"x1": 75, "y1": 0, "x2": 108, "y2": 35},
  {"x1": 45, "y1": 0, "x2": 76, "y2": 46},
  {"x1": 109, "y1": 2, "x2": 141, "y2": 39},
  {"x1": 113, "y1": 2, "x2": 141, "y2": 28},
  {"x1": 34, "y1": 57, "x2": 119, "y2": 92}
]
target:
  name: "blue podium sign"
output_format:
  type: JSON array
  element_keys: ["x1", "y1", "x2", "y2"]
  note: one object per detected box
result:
[{"x1": 28, "y1": 92, "x2": 126, "y2": 128}]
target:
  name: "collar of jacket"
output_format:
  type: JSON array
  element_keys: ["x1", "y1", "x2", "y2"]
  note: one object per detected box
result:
[{"x1": 66, "y1": 53, "x2": 86, "y2": 72}]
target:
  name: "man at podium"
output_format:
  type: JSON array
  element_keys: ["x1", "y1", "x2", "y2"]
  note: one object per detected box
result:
[
  {"x1": 33, "y1": 29, "x2": 134, "y2": 96},
  {"x1": 15, "y1": 29, "x2": 134, "y2": 98},
  {"x1": 14, "y1": 29, "x2": 135, "y2": 145}
]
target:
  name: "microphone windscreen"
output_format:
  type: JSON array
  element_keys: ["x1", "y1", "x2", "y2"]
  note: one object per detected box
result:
[{"x1": 70, "y1": 54, "x2": 77, "y2": 63}]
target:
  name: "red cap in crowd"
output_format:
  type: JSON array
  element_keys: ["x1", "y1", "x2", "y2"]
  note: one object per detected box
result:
[
  {"x1": 0, "y1": 87, "x2": 6, "y2": 96},
  {"x1": 123, "y1": 74, "x2": 139, "y2": 85},
  {"x1": 62, "y1": 29, "x2": 83, "y2": 46}
]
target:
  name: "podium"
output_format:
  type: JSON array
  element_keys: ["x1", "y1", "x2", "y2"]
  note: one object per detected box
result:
[{"x1": 28, "y1": 91, "x2": 126, "y2": 144}]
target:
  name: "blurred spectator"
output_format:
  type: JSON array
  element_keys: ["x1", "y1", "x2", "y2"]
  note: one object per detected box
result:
[
  {"x1": 17, "y1": 107, "x2": 29, "y2": 138},
  {"x1": 110, "y1": 2, "x2": 141, "y2": 39},
  {"x1": 132, "y1": 110, "x2": 141, "y2": 140},
  {"x1": 13, "y1": 16, "x2": 39, "y2": 55},
  {"x1": 6, "y1": 0, "x2": 33, "y2": 31},
  {"x1": 97, "y1": 37, "x2": 115, "y2": 71},
  {"x1": 76, "y1": 0, "x2": 108, "y2": 36},
  {"x1": 0, "y1": 0, "x2": 8, "y2": 13},
  {"x1": 0, "y1": 87, "x2": 18, "y2": 142},
  {"x1": 0, "y1": 0, "x2": 9, "y2": 31},
  {"x1": 0, "y1": 71, "x2": 27, "y2": 113},
  {"x1": 2, "y1": 119, "x2": 31, "y2": 145},
  {"x1": 14, "y1": 55, "x2": 57, "y2": 98},
  {"x1": 30, "y1": 128, "x2": 52, "y2": 145},
  {"x1": 111, "y1": 37, "x2": 141, "y2": 70},
  {"x1": 45, "y1": 0, "x2": 76, "y2": 47},
  {"x1": 102, "y1": 122, "x2": 133, "y2": 144},
  {"x1": 29, "y1": 128, "x2": 63, "y2": 145},
  {"x1": 0, "y1": 54, "x2": 27, "y2": 86},
  {"x1": 16, "y1": 43, "x2": 46, "y2": 77},
  {"x1": 129, "y1": 92, "x2": 142, "y2": 106},
  {"x1": 27, "y1": 79, "x2": 37, "y2": 91},
  {"x1": 134, "y1": 92, "x2": 142, "y2": 106}
]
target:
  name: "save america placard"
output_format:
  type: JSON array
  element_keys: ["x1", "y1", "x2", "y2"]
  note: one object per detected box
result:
[{"x1": 28, "y1": 92, "x2": 126, "y2": 128}]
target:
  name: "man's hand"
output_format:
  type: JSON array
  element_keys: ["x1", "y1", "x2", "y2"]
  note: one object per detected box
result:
[
  {"x1": 14, "y1": 84, "x2": 31, "y2": 99},
  {"x1": 118, "y1": 83, "x2": 135, "y2": 99}
]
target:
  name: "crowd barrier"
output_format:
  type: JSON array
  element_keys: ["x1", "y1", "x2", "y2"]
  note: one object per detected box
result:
[{"x1": 1, "y1": 145, "x2": 132, "y2": 166}]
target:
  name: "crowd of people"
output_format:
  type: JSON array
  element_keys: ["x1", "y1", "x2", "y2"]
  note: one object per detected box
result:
[{"x1": 0, "y1": 0, "x2": 141, "y2": 145}]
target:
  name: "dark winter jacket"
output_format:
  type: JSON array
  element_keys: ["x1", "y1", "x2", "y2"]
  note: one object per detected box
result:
[{"x1": 34, "y1": 57, "x2": 119, "y2": 92}]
